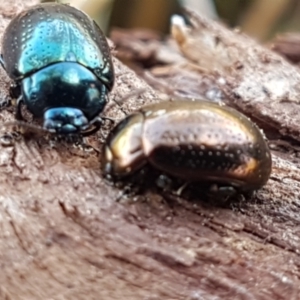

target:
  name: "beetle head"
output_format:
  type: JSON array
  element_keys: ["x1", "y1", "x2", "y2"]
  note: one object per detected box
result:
[
  {"x1": 21, "y1": 61, "x2": 108, "y2": 134},
  {"x1": 102, "y1": 113, "x2": 146, "y2": 179}
]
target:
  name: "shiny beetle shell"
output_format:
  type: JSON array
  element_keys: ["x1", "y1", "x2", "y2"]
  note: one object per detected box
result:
[
  {"x1": 102, "y1": 100, "x2": 272, "y2": 192},
  {"x1": 1, "y1": 3, "x2": 114, "y2": 135},
  {"x1": 2, "y1": 3, "x2": 113, "y2": 88}
]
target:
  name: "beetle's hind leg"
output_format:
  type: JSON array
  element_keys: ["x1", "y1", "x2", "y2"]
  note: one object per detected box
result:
[{"x1": 203, "y1": 184, "x2": 239, "y2": 204}]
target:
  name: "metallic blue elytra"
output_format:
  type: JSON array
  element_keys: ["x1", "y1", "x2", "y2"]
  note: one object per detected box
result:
[{"x1": 0, "y1": 3, "x2": 114, "y2": 135}]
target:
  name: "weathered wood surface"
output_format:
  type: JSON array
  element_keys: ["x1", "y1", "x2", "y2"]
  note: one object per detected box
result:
[{"x1": 1, "y1": 2, "x2": 300, "y2": 299}]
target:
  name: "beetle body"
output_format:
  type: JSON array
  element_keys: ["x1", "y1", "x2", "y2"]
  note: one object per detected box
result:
[
  {"x1": 1, "y1": 3, "x2": 114, "y2": 135},
  {"x1": 102, "y1": 100, "x2": 272, "y2": 193}
]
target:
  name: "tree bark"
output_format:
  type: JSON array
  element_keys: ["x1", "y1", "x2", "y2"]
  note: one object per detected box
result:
[{"x1": 1, "y1": 1, "x2": 300, "y2": 300}]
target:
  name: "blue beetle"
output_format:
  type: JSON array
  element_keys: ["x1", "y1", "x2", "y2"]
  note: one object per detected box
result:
[{"x1": 0, "y1": 3, "x2": 114, "y2": 136}]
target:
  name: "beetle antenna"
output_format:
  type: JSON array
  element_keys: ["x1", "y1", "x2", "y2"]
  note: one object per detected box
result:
[
  {"x1": 110, "y1": 94, "x2": 128, "y2": 116},
  {"x1": 120, "y1": 88, "x2": 148, "y2": 105},
  {"x1": 109, "y1": 88, "x2": 148, "y2": 116},
  {"x1": 4, "y1": 120, "x2": 53, "y2": 135}
]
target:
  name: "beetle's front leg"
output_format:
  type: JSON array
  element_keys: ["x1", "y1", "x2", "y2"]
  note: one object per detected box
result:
[
  {"x1": 15, "y1": 95, "x2": 25, "y2": 121},
  {"x1": 0, "y1": 55, "x2": 19, "y2": 110},
  {"x1": 9, "y1": 82, "x2": 21, "y2": 100},
  {"x1": 0, "y1": 95, "x2": 25, "y2": 146}
]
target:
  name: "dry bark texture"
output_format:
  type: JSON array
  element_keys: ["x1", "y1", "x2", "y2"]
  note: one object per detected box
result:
[{"x1": 1, "y1": 1, "x2": 300, "y2": 300}]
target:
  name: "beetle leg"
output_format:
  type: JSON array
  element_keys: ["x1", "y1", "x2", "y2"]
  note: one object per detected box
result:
[
  {"x1": 0, "y1": 95, "x2": 11, "y2": 110},
  {"x1": 9, "y1": 82, "x2": 21, "y2": 99},
  {"x1": 0, "y1": 96, "x2": 23, "y2": 146},
  {"x1": 102, "y1": 116, "x2": 116, "y2": 123},
  {"x1": 208, "y1": 184, "x2": 237, "y2": 201},
  {"x1": 115, "y1": 184, "x2": 142, "y2": 202},
  {"x1": 110, "y1": 94, "x2": 128, "y2": 116},
  {"x1": 156, "y1": 174, "x2": 173, "y2": 191},
  {"x1": 81, "y1": 117, "x2": 103, "y2": 136},
  {"x1": 156, "y1": 174, "x2": 190, "y2": 196},
  {"x1": 81, "y1": 116, "x2": 116, "y2": 137},
  {"x1": 0, "y1": 82, "x2": 21, "y2": 110},
  {"x1": 175, "y1": 182, "x2": 190, "y2": 196},
  {"x1": 68, "y1": 136, "x2": 100, "y2": 153},
  {"x1": 0, "y1": 130, "x2": 22, "y2": 146},
  {"x1": 0, "y1": 55, "x2": 17, "y2": 110},
  {"x1": 0, "y1": 54, "x2": 5, "y2": 70},
  {"x1": 15, "y1": 95, "x2": 25, "y2": 121},
  {"x1": 106, "y1": 89, "x2": 148, "y2": 116}
]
